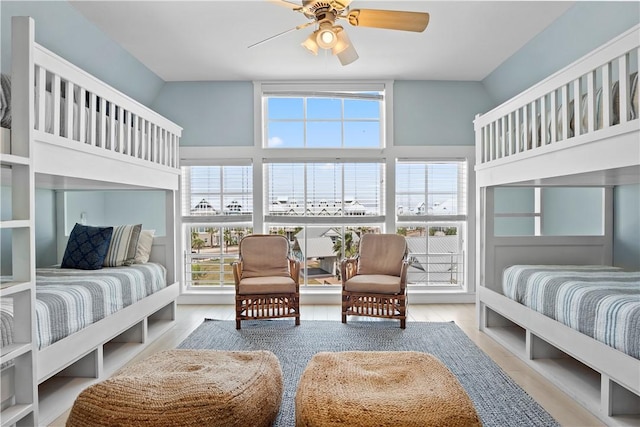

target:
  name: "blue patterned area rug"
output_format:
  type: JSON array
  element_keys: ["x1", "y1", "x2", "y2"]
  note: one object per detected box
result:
[{"x1": 178, "y1": 319, "x2": 559, "y2": 427}]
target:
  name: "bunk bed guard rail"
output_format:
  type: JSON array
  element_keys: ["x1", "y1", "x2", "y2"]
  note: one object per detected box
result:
[
  {"x1": 31, "y1": 42, "x2": 181, "y2": 170},
  {"x1": 474, "y1": 24, "x2": 639, "y2": 170}
]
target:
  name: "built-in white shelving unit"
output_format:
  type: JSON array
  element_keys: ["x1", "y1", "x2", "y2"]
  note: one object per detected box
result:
[{"x1": 0, "y1": 17, "x2": 38, "y2": 426}]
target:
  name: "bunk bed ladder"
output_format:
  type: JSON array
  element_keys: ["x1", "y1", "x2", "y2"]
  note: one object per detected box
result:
[{"x1": 0, "y1": 16, "x2": 38, "y2": 427}]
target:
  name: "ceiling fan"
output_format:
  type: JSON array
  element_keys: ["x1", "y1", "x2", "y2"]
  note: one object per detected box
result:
[{"x1": 250, "y1": 0, "x2": 430, "y2": 66}]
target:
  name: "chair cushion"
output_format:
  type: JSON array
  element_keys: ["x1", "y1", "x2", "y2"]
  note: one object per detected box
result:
[
  {"x1": 238, "y1": 276, "x2": 297, "y2": 295},
  {"x1": 357, "y1": 234, "x2": 406, "y2": 276},
  {"x1": 345, "y1": 274, "x2": 401, "y2": 294},
  {"x1": 240, "y1": 235, "x2": 291, "y2": 278}
]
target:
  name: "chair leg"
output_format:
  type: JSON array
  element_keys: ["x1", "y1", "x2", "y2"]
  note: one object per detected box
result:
[
  {"x1": 235, "y1": 297, "x2": 242, "y2": 329},
  {"x1": 342, "y1": 313, "x2": 347, "y2": 324},
  {"x1": 400, "y1": 318, "x2": 406, "y2": 329}
]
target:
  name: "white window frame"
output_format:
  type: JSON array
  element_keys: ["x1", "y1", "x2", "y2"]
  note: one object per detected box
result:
[
  {"x1": 260, "y1": 82, "x2": 387, "y2": 149},
  {"x1": 395, "y1": 159, "x2": 469, "y2": 291},
  {"x1": 178, "y1": 81, "x2": 477, "y2": 300}
]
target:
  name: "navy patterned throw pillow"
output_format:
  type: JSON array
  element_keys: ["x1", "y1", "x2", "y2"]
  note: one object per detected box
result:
[{"x1": 61, "y1": 224, "x2": 114, "y2": 270}]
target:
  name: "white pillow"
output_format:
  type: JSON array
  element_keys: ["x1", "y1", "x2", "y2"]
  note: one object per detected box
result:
[{"x1": 135, "y1": 229, "x2": 155, "y2": 264}]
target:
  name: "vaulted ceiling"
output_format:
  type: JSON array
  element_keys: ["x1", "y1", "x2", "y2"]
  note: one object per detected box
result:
[{"x1": 70, "y1": 1, "x2": 574, "y2": 82}]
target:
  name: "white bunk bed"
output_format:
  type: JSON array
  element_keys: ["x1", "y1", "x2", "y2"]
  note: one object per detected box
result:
[
  {"x1": 474, "y1": 24, "x2": 640, "y2": 426},
  {"x1": 0, "y1": 17, "x2": 182, "y2": 426}
]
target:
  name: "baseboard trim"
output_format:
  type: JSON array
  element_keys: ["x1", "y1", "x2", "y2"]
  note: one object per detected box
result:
[{"x1": 178, "y1": 291, "x2": 476, "y2": 305}]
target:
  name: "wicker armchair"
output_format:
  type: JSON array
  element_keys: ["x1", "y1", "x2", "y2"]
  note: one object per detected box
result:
[
  {"x1": 232, "y1": 234, "x2": 300, "y2": 329},
  {"x1": 341, "y1": 233, "x2": 409, "y2": 329}
]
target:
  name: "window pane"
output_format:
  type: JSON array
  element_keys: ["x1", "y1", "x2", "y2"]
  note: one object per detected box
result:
[
  {"x1": 344, "y1": 163, "x2": 383, "y2": 216},
  {"x1": 185, "y1": 226, "x2": 252, "y2": 288},
  {"x1": 307, "y1": 163, "x2": 342, "y2": 215},
  {"x1": 183, "y1": 166, "x2": 221, "y2": 215},
  {"x1": 268, "y1": 122, "x2": 304, "y2": 147},
  {"x1": 222, "y1": 166, "x2": 253, "y2": 214},
  {"x1": 428, "y1": 163, "x2": 461, "y2": 215},
  {"x1": 402, "y1": 225, "x2": 464, "y2": 287},
  {"x1": 266, "y1": 225, "x2": 383, "y2": 287},
  {"x1": 307, "y1": 122, "x2": 342, "y2": 147},
  {"x1": 307, "y1": 98, "x2": 341, "y2": 119},
  {"x1": 263, "y1": 90, "x2": 383, "y2": 148},
  {"x1": 268, "y1": 97, "x2": 303, "y2": 119},
  {"x1": 182, "y1": 165, "x2": 252, "y2": 217},
  {"x1": 396, "y1": 163, "x2": 426, "y2": 215},
  {"x1": 267, "y1": 162, "x2": 382, "y2": 217},
  {"x1": 344, "y1": 121, "x2": 380, "y2": 148},
  {"x1": 396, "y1": 161, "x2": 466, "y2": 217},
  {"x1": 345, "y1": 99, "x2": 379, "y2": 119},
  {"x1": 267, "y1": 164, "x2": 306, "y2": 216}
]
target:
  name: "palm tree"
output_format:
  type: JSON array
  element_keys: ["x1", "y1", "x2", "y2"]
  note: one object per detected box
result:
[
  {"x1": 223, "y1": 229, "x2": 233, "y2": 251},
  {"x1": 205, "y1": 227, "x2": 216, "y2": 247},
  {"x1": 333, "y1": 231, "x2": 356, "y2": 259},
  {"x1": 192, "y1": 237, "x2": 205, "y2": 253}
]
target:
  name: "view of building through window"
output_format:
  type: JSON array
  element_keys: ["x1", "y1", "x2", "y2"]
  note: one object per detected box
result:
[{"x1": 181, "y1": 88, "x2": 468, "y2": 291}]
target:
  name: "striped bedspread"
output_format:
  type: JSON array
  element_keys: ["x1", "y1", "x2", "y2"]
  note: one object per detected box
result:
[
  {"x1": 503, "y1": 265, "x2": 640, "y2": 359},
  {"x1": 1, "y1": 263, "x2": 166, "y2": 351}
]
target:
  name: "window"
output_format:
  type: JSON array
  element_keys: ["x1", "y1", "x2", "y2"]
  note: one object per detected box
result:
[
  {"x1": 262, "y1": 83, "x2": 384, "y2": 148},
  {"x1": 265, "y1": 161, "x2": 384, "y2": 220},
  {"x1": 265, "y1": 160, "x2": 385, "y2": 286},
  {"x1": 181, "y1": 165, "x2": 252, "y2": 219},
  {"x1": 181, "y1": 164, "x2": 252, "y2": 289},
  {"x1": 179, "y1": 81, "x2": 475, "y2": 294},
  {"x1": 395, "y1": 160, "x2": 468, "y2": 288}
]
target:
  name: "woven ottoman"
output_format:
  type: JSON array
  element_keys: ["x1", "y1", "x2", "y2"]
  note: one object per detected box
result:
[
  {"x1": 295, "y1": 351, "x2": 481, "y2": 427},
  {"x1": 67, "y1": 349, "x2": 283, "y2": 427}
]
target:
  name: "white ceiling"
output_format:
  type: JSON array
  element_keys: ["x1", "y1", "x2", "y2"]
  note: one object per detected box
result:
[{"x1": 70, "y1": 1, "x2": 574, "y2": 82}]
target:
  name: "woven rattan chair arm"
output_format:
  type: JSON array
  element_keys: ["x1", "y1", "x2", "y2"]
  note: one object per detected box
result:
[
  {"x1": 340, "y1": 257, "x2": 359, "y2": 287},
  {"x1": 399, "y1": 259, "x2": 410, "y2": 292},
  {"x1": 288, "y1": 258, "x2": 301, "y2": 287},
  {"x1": 232, "y1": 261, "x2": 242, "y2": 290}
]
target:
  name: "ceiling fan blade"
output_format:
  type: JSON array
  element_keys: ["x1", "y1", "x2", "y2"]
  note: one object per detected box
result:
[
  {"x1": 330, "y1": 0, "x2": 353, "y2": 11},
  {"x1": 268, "y1": 0, "x2": 303, "y2": 11},
  {"x1": 347, "y1": 9, "x2": 430, "y2": 32},
  {"x1": 248, "y1": 22, "x2": 314, "y2": 49},
  {"x1": 337, "y1": 43, "x2": 358, "y2": 66}
]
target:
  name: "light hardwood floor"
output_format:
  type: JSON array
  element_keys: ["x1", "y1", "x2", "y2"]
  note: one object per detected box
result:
[{"x1": 51, "y1": 303, "x2": 604, "y2": 426}]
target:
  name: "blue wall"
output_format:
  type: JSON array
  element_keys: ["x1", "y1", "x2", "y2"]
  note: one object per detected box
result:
[
  {"x1": 482, "y1": 1, "x2": 640, "y2": 105},
  {"x1": 151, "y1": 80, "x2": 495, "y2": 147},
  {"x1": 64, "y1": 191, "x2": 167, "y2": 237},
  {"x1": 1, "y1": 1, "x2": 164, "y2": 107},
  {"x1": 152, "y1": 82, "x2": 254, "y2": 146},
  {"x1": 613, "y1": 184, "x2": 640, "y2": 270},
  {"x1": 542, "y1": 188, "x2": 604, "y2": 236},
  {"x1": 1, "y1": 187, "x2": 57, "y2": 274},
  {"x1": 394, "y1": 81, "x2": 494, "y2": 146}
]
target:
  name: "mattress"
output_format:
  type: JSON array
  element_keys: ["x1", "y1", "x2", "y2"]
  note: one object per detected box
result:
[
  {"x1": 503, "y1": 265, "x2": 640, "y2": 359},
  {"x1": 0, "y1": 262, "x2": 167, "y2": 351}
]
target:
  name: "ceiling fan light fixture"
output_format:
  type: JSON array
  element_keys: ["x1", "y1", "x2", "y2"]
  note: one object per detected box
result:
[
  {"x1": 301, "y1": 32, "x2": 319, "y2": 55},
  {"x1": 331, "y1": 26, "x2": 350, "y2": 55},
  {"x1": 337, "y1": 42, "x2": 358, "y2": 66},
  {"x1": 316, "y1": 23, "x2": 337, "y2": 49}
]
